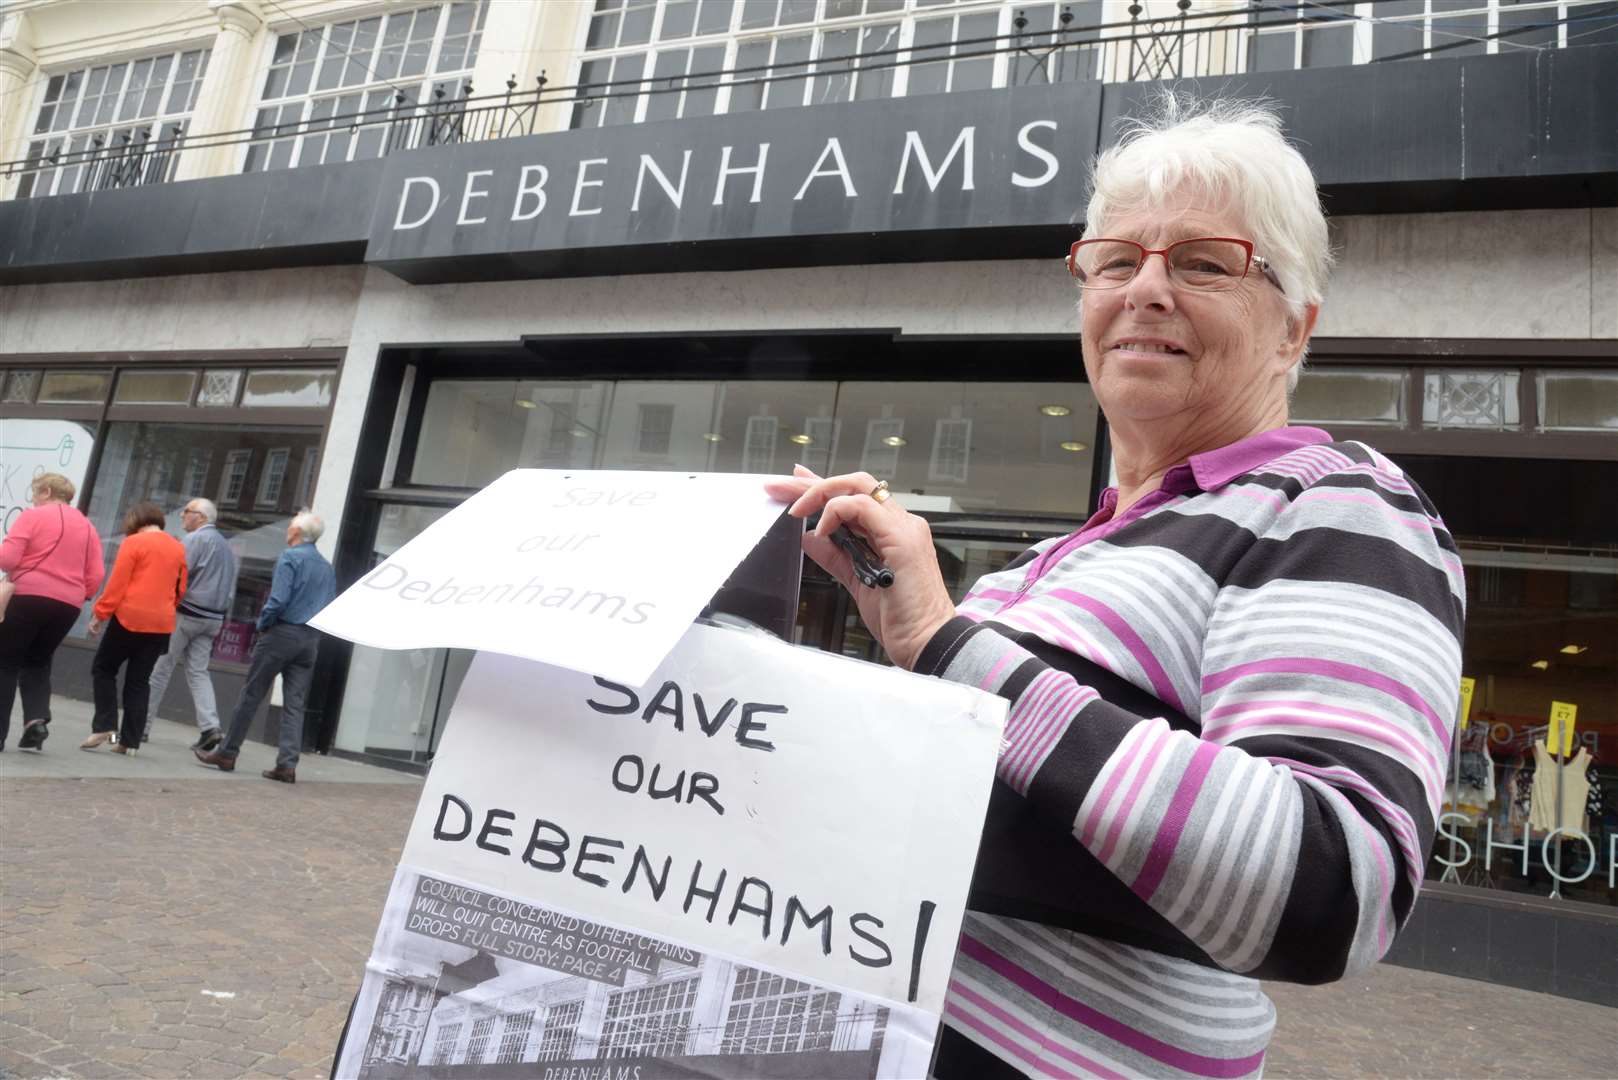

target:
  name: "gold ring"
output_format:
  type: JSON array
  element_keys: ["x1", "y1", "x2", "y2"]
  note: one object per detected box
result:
[{"x1": 870, "y1": 480, "x2": 891, "y2": 505}]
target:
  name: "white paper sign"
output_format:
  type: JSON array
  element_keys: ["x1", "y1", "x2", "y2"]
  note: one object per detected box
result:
[
  {"x1": 336, "y1": 624, "x2": 1006, "y2": 1079},
  {"x1": 310, "y1": 469, "x2": 786, "y2": 686}
]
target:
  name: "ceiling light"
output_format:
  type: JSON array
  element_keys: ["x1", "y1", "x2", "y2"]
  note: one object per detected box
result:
[
  {"x1": 515, "y1": 399, "x2": 537, "y2": 409},
  {"x1": 571, "y1": 428, "x2": 590, "y2": 438},
  {"x1": 789, "y1": 434, "x2": 813, "y2": 445},
  {"x1": 702, "y1": 432, "x2": 723, "y2": 442},
  {"x1": 1060, "y1": 441, "x2": 1088, "y2": 452},
  {"x1": 882, "y1": 435, "x2": 906, "y2": 448},
  {"x1": 1530, "y1": 659, "x2": 1550, "y2": 670},
  {"x1": 1040, "y1": 404, "x2": 1072, "y2": 417},
  {"x1": 1559, "y1": 644, "x2": 1587, "y2": 655}
]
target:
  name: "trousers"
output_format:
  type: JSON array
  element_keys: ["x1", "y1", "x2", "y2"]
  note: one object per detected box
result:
[
  {"x1": 145, "y1": 612, "x2": 225, "y2": 736},
  {"x1": 220, "y1": 623, "x2": 320, "y2": 771},
  {"x1": 91, "y1": 616, "x2": 170, "y2": 750},
  {"x1": 0, "y1": 594, "x2": 82, "y2": 746}
]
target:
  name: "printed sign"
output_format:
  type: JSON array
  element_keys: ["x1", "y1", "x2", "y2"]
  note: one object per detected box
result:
[
  {"x1": 335, "y1": 624, "x2": 1006, "y2": 1078},
  {"x1": 1546, "y1": 700, "x2": 1578, "y2": 757},
  {"x1": 0, "y1": 419, "x2": 95, "y2": 538},
  {"x1": 1458, "y1": 676, "x2": 1476, "y2": 731},
  {"x1": 310, "y1": 469, "x2": 787, "y2": 687}
]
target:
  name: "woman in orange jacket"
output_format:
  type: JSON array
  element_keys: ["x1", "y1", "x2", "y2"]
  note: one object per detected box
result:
[{"x1": 81, "y1": 502, "x2": 187, "y2": 755}]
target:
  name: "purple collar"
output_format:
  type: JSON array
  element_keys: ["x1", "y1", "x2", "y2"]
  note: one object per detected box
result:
[{"x1": 1184, "y1": 425, "x2": 1334, "y2": 493}]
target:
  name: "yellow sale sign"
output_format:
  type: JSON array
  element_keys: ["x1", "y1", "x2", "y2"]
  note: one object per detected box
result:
[
  {"x1": 1546, "y1": 701, "x2": 1578, "y2": 757},
  {"x1": 1458, "y1": 677, "x2": 1476, "y2": 731}
]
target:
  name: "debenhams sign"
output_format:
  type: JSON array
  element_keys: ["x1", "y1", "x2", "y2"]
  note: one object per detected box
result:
[{"x1": 365, "y1": 81, "x2": 1100, "y2": 276}]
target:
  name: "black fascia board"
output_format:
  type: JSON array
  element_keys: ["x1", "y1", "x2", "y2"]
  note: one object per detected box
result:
[{"x1": 0, "y1": 43, "x2": 1611, "y2": 287}]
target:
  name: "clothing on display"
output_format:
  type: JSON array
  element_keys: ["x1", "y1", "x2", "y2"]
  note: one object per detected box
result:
[
  {"x1": 1527, "y1": 743, "x2": 1594, "y2": 835},
  {"x1": 1446, "y1": 721, "x2": 1495, "y2": 816}
]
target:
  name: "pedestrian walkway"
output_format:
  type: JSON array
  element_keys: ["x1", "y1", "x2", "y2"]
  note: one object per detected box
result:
[
  {"x1": 2, "y1": 709, "x2": 1614, "y2": 1079},
  {"x1": 0, "y1": 696, "x2": 409, "y2": 784}
]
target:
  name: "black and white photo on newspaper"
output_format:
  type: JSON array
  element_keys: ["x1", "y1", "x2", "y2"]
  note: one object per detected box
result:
[{"x1": 332, "y1": 624, "x2": 1006, "y2": 1079}]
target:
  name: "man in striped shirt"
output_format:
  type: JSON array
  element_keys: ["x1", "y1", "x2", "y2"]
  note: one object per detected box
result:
[{"x1": 770, "y1": 94, "x2": 1464, "y2": 1078}]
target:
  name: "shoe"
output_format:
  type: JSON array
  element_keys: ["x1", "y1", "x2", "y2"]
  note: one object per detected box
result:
[
  {"x1": 18, "y1": 720, "x2": 48, "y2": 751},
  {"x1": 109, "y1": 743, "x2": 138, "y2": 756},
  {"x1": 193, "y1": 748, "x2": 236, "y2": 772},
  {"x1": 191, "y1": 729, "x2": 223, "y2": 752},
  {"x1": 261, "y1": 767, "x2": 296, "y2": 784},
  {"x1": 80, "y1": 732, "x2": 114, "y2": 751}
]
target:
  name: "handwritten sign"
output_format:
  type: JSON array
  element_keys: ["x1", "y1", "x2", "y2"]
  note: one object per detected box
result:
[
  {"x1": 1458, "y1": 677, "x2": 1476, "y2": 731},
  {"x1": 335, "y1": 624, "x2": 1006, "y2": 1078},
  {"x1": 1546, "y1": 700, "x2": 1578, "y2": 757},
  {"x1": 310, "y1": 469, "x2": 787, "y2": 686}
]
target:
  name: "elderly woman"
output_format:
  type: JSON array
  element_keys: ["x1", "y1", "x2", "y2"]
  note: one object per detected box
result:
[
  {"x1": 0, "y1": 472, "x2": 105, "y2": 752},
  {"x1": 80, "y1": 501, "x2": 187, "y2": 756},
  {"x1": 769, "y1": 98, "x2": 1464, "y2": 1078}
]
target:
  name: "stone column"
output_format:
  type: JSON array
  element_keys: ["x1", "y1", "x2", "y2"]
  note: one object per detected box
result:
[
  {"x1": 469, "y1": 1, "x2": 588, "y2": 140},
  {"x1": 173, "y1": 0, "x2": 265, "y2": 182},
  {"x1": 0, "y1": 12, "x2": 38, "y2": 198}
]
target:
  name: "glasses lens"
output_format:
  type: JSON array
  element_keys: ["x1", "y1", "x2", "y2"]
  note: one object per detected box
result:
[
  {"x1": 1072, "y1": 240, "x2": 1143, "y2": 289},
  {"x1": 1167, "y1": 239, "x2": 1250, "y2": 290}
]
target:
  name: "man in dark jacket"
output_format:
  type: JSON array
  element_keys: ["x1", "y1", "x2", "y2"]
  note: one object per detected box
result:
[
  {"x1": 195, "y1": 511, "x2": 335, "y2": 783},
  {"x1": 145, "y1": 498, "x2": 237, "y2": 750}
]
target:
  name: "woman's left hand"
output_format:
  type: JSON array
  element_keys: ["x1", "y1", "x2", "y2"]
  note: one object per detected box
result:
[
  {"x1": 764, "y1": 466, "x2": 958, "y2": 670},
  {"x1": 86, "y1": 618, "x2": 104, "y2": 638}
]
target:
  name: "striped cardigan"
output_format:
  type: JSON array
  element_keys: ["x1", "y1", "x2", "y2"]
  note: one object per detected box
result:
[{"x1": 920, "y1": 427, "x2": 1466, "y2": 1079}]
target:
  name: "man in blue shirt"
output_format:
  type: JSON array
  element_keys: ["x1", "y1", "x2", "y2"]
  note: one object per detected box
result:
[{"x1": 195, "y1": 511, "x2": 336, "y2": 783}]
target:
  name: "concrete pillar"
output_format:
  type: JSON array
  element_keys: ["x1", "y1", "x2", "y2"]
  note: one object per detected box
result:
[
  {"x1": 174, "y1": 0, "x2": 266, "y2": 182},
  {"x1": 0, "y1": 12, "x2": 38, "y2": 199}
]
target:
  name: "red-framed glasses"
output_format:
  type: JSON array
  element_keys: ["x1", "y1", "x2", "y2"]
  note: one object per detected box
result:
[{"x1": 1066, "y1": 236, "x2": 1283, "y2": 294}]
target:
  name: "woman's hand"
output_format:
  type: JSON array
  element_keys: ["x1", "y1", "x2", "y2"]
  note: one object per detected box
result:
[
  {"x1": 86, "y1": 618, "x2": 104, "y2": 638},
  {"x1": 765, "y1": 466, "x2": 958, "y2": 670}
]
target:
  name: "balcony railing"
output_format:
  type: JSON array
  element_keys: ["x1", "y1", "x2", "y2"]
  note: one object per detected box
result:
[{"x1": 4, "y1": 1, "x2": 1610, "y2": 200}]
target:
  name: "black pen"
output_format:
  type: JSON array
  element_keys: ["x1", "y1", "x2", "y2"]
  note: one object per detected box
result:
[{"x1": 829, "y1": 523, "x2": 895, "y2": 589}]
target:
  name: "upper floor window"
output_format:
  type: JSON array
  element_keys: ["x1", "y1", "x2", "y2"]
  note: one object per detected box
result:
[
  {"x1": 573, "y1": 0, "x2": 1106, "y2": 128},
  {"x1": 19, "y1": 47, "x2": 210, "y2": 199},
  {"x1": 244, "y1": 1, "x2": 489, "y2": 172}
]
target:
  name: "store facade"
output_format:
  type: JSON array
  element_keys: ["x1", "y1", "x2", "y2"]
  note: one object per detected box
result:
[{"x1": 2, "y1": 7, "x2": 1614, "y2": 1006}]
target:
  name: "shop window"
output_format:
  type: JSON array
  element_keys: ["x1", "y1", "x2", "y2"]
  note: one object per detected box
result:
[
  {"x1": 535, "y1": 1002, "x2": 582, "y2": 1062},
  {"x1": 240, "y1": 368, "x2": 336, "y2": 408},
  {"x1": 403, "y1": 376, "x2": 1095, "y2": 516},
  {"x1": 907, "y1": 10, "x2": 998, "y2": 94},
  {"x1": 2, "y1": 369, "x2": 40, "y2": 404},
  {"x1": 36, "y1": 371, "x2": 111, "y2": 404},
  {"x1": 219, "y1": 449, "x2": 254, "y2": 506},
  {"x1": 18, "y1": 47, "x2": 209, "y2": 199},
  {"x1": 114, "y1": 369, "x2": 196, "y2": 405},
  {"x1": 636, "y1": 403, "x2": 676, "y2": 455},
  {"x1": 860, "y1": 417, "x2": 906, "y2": 479},
  {"x1": 245, "y1": 2, "x2": 486, "y2": 172},
  {"x1": 742, "y1": 414, "x2": 780, "y2": 471},
  {"x1": 1290, "y1": 367, "x2": 1406, "y2": 427},
  {"x1": 255, "y1": 448, "x2": 292, "y2": 507},
  {"x1": 642, "y1": 44, "x2": 726, "y2": 120},
  {"x1": 1537, "y1": 370, "x2": 1618, "y2": 432},
  {"x1": 76, "y1": 422, "x2": 325, "y2": 662},
  {"x1": 599, "y1": 977, "x2": 699, "y2": 1057},
  {"x1": 197, "y1": 369, "x2": 244, "y2": 406},
  {"x1": 496, "y1": 1011, "x2": 533, "y2": 1063},
  {"x1": 658, "y1": 0, "x2": 737, "y2": 39},
  {"x1": 1422, "y1": 369, "x2": 1521, "y2": 430}
]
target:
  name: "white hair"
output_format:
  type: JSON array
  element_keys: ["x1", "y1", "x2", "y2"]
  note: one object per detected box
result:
[
  {"x1": 189, "y1": 498, "x2": 218, "y2": 524},
  {"x1": 1084, "y1": 93, "x2": 1332, "y2": 390},
  {"x1": 290, "y1": 511, "x2": 324, "y2": 543}
]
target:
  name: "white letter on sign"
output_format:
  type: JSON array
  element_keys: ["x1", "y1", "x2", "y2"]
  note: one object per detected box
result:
[
  {"x1": 393, "y1": 176, "x2": 442, "y2": 230},
  {"x1": 1012, "y1": 121, "x2": 1058, "y2": 188},
  {"x1": 893, "y1": 128, "x2": 975, "y2": 194},
  {"x1": 457, "y1": 169, "x2": 494, "y2": 226},
  {"x1": 512, "y1": 164, "x2": 549, "y2": 221},
  {"x1": 571, "y1": 158, "x2": 609, "y2": 216}
]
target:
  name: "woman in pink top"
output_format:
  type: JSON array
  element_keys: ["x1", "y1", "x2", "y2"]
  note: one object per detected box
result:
[{"x1": 0, "y1": 472, "x2": 105, "y2": 752}]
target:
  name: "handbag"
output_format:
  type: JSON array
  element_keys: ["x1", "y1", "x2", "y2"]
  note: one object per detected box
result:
[{"x1": 0, "y1": 505, "x2": 69, "y2": 624}]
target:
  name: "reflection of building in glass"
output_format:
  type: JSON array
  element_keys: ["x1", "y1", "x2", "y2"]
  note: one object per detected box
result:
[{"x1": 357, "y1": 949, "x2": 889, "y2": 1079}]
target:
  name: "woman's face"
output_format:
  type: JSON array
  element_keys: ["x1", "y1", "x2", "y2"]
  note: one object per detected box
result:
[{"x1": 1079, "y1": 190, "x2": 1314, "y2": 445}]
